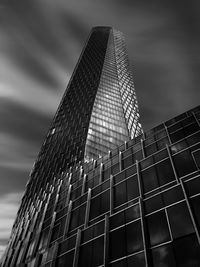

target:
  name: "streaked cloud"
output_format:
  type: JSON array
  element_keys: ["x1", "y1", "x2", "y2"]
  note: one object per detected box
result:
[{"x1": 0, "y1": 192, "x2": 22, "y2": 259}]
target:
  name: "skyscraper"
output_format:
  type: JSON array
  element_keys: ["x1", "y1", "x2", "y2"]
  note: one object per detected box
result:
[
  {"x1": 2, "y1": 27, "x2": 200, "y2": 267},
  {"x1": 1, "y1": 26, "x2": 142, "y2": 266}
]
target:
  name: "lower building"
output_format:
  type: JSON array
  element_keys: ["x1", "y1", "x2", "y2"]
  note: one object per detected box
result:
[{"x1": 2, "y1": 105, "x2": 200, "y2": 266}]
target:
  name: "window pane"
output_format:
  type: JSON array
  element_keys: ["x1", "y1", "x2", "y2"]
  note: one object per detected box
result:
[
  {"x1": 185, "y1": 177, "x2": 200, "y2": 197},
  {"x1": 125, "y1": 204, "x2": 140, "y2": 223},
  {"x1": 141, "y1": 166, "x2": 158, "y2": 193},
  {"x1": 173, "y1": 150, "x2": 197, "y2": 177},
  {"x1": 156, "y1": 159, "x2": 175, "y2": 185},
  {"x1": 126, "y1": 176, "x2": 139, "y2": 201},
  {"x1": 163, "y1": 186, "x2": 184, "y2": 206},
  {"x1": 114, "y1": 182, "x2": 126, "y2": 207},
  {"x1": 126, "y1": 220, "x2": 143, "y2": 254},
  {"x1": 110, "y1": 227, "x2": 126, "y2": 260},
  {"x1": 56, "y1": 250, "x2": 74, "y2": 267},
  {"x1": 173, "y1": 234, "x2": 200, "y2": 267},
  {"x1": 167, "y1": 202, "x2": 194, "y2": 239},
  {"x1": 127, "y1": 252, "x2": 145, "y2": 267},
  {"x1": 144, "y1": 194, "x2": 164, "y2": 214},
  {"x1": 147, "y1": 210, "x2": 170, "y2": 246},
  {"x1": 152, "y1": 244, "x2": 176, "y2": 267},
  {"x1": 191, "y1": 195, "x2": 200, "y2": 228},
  {"x1": 92, "y1": 237, "x2": 104, "y2": 266}
]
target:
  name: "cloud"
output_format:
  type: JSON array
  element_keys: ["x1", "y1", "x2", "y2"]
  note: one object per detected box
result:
[{"x1": 0, "y1": 192, "x2": 22, "y2": 259}]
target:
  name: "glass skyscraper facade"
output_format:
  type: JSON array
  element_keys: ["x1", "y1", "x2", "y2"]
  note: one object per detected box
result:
[{"x1": 1, "y1": 27, "x2": 200, "y2": 267}]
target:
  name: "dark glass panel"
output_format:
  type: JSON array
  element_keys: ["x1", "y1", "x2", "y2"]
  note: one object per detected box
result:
[
  {"x1": 191, "y1": 195, "x2": 200, "y2": 228},
  {"x1": 185, "y1": 177, "x2": 200, "y2": 197},
  {"x1": 184, "y1": 122, "x2": 199, "y2": 137},
  {"x1": 133, "y1": 150, "x2": 143, "y2": 161},
  {"x1": 123, "y1": 155, "x2": 134, "y2": 170},
  {"x1": 110, "y1": 259, "x2": 126, "y2": 267},
  {"x1": 167, "y1": 201, "x2": 194, "y2": 239},
  {"x1": 78, "y1": 242, "x2": 92, "y2": 267},
  {"x1": 152, "y1": 244, "x2": 176, "y2": 267},
  {"x1": 90, "y1": 195, "x2": 101, "y2": 220},
  {"x1": 173, "y1": 150, "x2": 197, "y2": 177},
  {"x1": 147, "y1": 210, "x2": 170, "y2": 246},
  {"x1": 157, "y1": 137, "x2": 169, "y2": 150},
  {"x1": 110, "y1": 227, "x2": 126, "y2": 260},
  {"x1": 193, "y1": 149, "x2": 200, "y2": 169},
  {"x1": 125, "y1": 204, "x2": 140, "y2": 223},
  {"x1": 126, "y1": 176, "x2": 139, "y2": 201},
  {"x1": 173, "y1": 234, "x2": 200, "y2": 267},
  {"x1": 101, "y1": 189, "x2": 110, "y2": 213},
  {"x1": 125, "y1": 164, "x2": 137, "y2": 177},
  {"x1": 114, "y1": 182, "x2": 126, "y2": 207},
  {"x1": 141, "y1": 166, "x2": 158, "y2": 193},
  {"x1": 126, "y1": 220, "x2": 143, "y2": 254},
  {"x1": 145, "y1": 143, "x2": 157, "y2": 157},
  {"x1": 56, "y1": 250, "x2": 74, "y2": 267},
  {"x1": 127, "y1": 252, "x2": 145, "y2": 267},
  {"x1": 144, "y1": 194, "x2": 164, "y2": 214},
  {"x1": 51, "y1": 224, "x2": 60, "y2": 242},
  {"x1": 156, "y1": 159, "x2": 175, "y2": 186},
  {"x1": 186, "y1": 131, "x2": 200, "y2": 146},
  {"x1": 110, "y1": 212, "x2": 125, "y2": 230},
  {"x1": 163, "y1": 186, "x2": 184, "y2": 206},
  {"x1": 140, "y1": 157, "x2": 154, "y2": 170},
  {"x1": 92, "y1": 237, "x2": 104, "y2": 266},
  {"x1": 170, "y1": 129, "x2": 185, "y2": 143},
  {"x1": 153, "y1": 148, "x2": 168, "y2": 163},
  {"x1": 170, "y1": 140, "x2": 188, "y2": 154},
  {"x1": 114, "y1": 171, "x2": 126, "y2": 184}
]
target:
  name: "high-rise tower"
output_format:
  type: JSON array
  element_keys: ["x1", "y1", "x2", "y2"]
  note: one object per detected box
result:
[{"x1": 1, "y1": 26, "x2": 142, "y2": 266}]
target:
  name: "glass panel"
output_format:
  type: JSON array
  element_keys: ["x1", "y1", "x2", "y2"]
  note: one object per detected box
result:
[
  {"x1": 163, "y1": 186, "x2": 184, "y2": 206},
  {"x1": 173, "y1": 150, "x2": 197, "y2": 177},
  {"x1": 92, "y1": 237, "x2": 104, "y2": 266},
  {"x1": 185, "y1": 177, "x2": 200, "y2": 197},
  {"x1": 144, "y1": 194, "x2": 164, "y2": 214},
  {"x1": 127, "y1": 252, "x2": 145, "y2": 267},
  {"x1": 173, "y1": 234, "x2": 200, "y2": 267},
  {"x1": 152, "y1": 244, "x2": 176, "y2": 267},
  {"x1": 126, "y1": 220, "x2": 143, "y2": 254},
  {"x1": 125, "y1": 204, "x2": 140, "y2": 223},
  {"x1": 141, "y1": 166, "x2": 159, "y2": 193},
  {"x1": 191, "y1": 195, "x2": 200, "y2": 228},
  {"x1": 193, "y1": 149, "x2": 200, "y2": 169},
  {"x1": 126, "y1": 176, "x2": 139, "y2": 201},
  {"x1": 147, "y1": 210, "x2": 170, "y2": 246},
  {"x1": 167, "y1": 201, "x2": 194, "y2": 239},
  {"x1": 156, "y1": 159, "x2": 175, "y2": 186},
  {"x1": 110, "y1": 227, "x2": 126, "y2": 260},
  {"x1": 114, "y1": 182, "x2": 126, "y2": 207},
  {"x1": 56, "y1": 250, "x2": 74, "y2": 267}
]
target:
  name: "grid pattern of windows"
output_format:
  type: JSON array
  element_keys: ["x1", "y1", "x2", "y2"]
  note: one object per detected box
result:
[
  {"x1": 84, "y1": 28, "x2": 142, "y2": 161},
  {"x1": 2, "y1": 105, "x2": 200, "y2": 267}
]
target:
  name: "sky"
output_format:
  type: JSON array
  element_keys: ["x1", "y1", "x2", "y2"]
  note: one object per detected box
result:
[{"x1": 0, "y1": 0, "x2": 200, "y2": 259}]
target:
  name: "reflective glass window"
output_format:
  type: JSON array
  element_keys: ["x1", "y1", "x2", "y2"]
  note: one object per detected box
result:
[
  {"x1": 56, "y1": 250, "x2": 74, "y2": 267},
  {"x1": 127, "y1": 253, "x2": 145, "y2": 267},
  {"x1": 162, "y1": 186, "x2": 184, "y2": 206},
  {"x1": 185, "y1": 177, "x2": 200, "y2": 197},
  {"x1": 173, "y1": 149, "x2": 197, "y2": 177},
  {"x1": 173, "y1": 234, "x2": 200, "y2": 267},
  {"x1": 141, "y1": 166, "x2": 158, "y2": 193},
  {"x1": 156, "y1": 159, "x2": 175, "y2": 185},
  {"x1": 147, "y1": 210, "x2": 170, "y2": 246},
  {"x1": 191, "y1": 195, "x2": 200, "y2": 228},
  {"x1": 167, "y1": 201, "x2": 194, "y2": 239},
  {"x1": 110, "y1": 227, "x2": 126, "y2": 260},
  {"x1": 126, "y1": 220, "x2": 143, "y2": 254},
  {"x1": 152, "y1": 244, "x2": 176, "y2": 267}
]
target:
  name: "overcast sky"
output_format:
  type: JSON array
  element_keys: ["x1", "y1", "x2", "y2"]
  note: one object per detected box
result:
[{"x1": 0, "y1": 0, "x2": 200, "y2": 258}]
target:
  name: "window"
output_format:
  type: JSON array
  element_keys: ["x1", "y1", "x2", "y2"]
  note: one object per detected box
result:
[
  {"x1": 156, "y1": 159, "x2": 175, "y2": 186},
  {"x1": 126, "y1": 220, "x2": 143, "y2": 254},
  {"x1": 173, "y1": 234, "x2": 200, "y2": 267},
  {"x1": 173, "y1": 149, "x2": 197, "y2": 177},
  {"x1": 141, "y1": 166, "x2": 158, "y2": 193},
  {"x1": 167, "y1": 202, "x2": 194, "y2": 239},
  {"x1": 78, "y1": 237, "x2": 104, "y2": 267},
  {"x1": 147, "y1": 210, "x2": 170, "y2": 246},
  {"x1": 90, "y1": 190, "x2": 110, "y2": 220},
  {"x1": 56, "y1": 250, "x2": 74, "y2": 267},
  {"x1": 152, "y1": 244, "x2": 176, "y2": 267}
]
